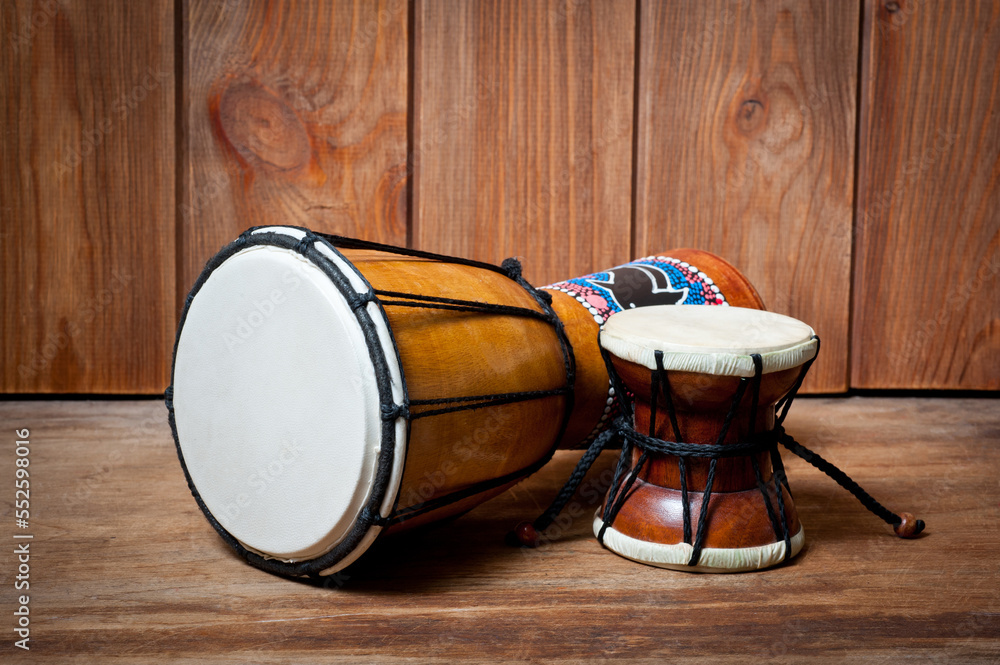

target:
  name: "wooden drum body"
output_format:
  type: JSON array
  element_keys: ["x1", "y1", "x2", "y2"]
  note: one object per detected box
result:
[{"x1": 168, "y1": 226, "x2": 764, "y2": 578}]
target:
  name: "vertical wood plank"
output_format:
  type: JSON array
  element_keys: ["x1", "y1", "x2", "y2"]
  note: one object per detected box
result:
[
  {"x1": 1, "y1": 0, "x2": 175, "y2": 393},
  {"x1": 413, "y1": 0, "x2": 635, "y2": 286},
  {"x1": 181, "y1": 0, "x2": 409, "y2": 294},
  {"x1": 633, "y1": 0, "x2": 858, "y2": 392},
  {"x1": 853, "y1": 0, "x2": 1000, "y2": 389}
]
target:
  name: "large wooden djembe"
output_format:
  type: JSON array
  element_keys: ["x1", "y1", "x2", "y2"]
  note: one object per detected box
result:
[{"x1": 168, "y1": 226, "x2": 764, "y2": 579}]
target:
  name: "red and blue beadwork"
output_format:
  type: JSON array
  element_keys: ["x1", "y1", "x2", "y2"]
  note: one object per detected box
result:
[{"x1": 545, "y1": 255, "x2": 727, "y2": 326}]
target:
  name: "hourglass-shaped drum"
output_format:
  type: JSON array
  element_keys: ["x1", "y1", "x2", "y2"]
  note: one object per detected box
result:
[{"x1": 595, "y1": 305, "x2": 819, "y2": 572}]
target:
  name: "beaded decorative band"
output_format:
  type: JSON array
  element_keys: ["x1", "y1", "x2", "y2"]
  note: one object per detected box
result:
[{"x1": 544, "y1": 256, "x2": 728, "y2": 325}]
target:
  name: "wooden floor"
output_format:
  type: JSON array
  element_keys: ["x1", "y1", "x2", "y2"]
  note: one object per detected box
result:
[{"x1": 1, "y1": 397, "x2": 998, "y2": 663}]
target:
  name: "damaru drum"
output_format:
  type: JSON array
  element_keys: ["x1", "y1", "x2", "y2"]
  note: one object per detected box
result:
[
  {"x1": 168, "y1": 226, "x2": 763, "y2": 577},
  {"x1": 594, "y1": 305, "x2": 818, "y2": 572}
]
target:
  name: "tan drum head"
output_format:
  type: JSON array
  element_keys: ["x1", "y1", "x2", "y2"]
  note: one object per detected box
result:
[{"x1": 600, "y1": 305, "x2": 818, "y2": 377}]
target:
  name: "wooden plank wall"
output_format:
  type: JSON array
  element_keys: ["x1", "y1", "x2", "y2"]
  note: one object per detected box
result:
[
  {"x1": 180, "y1": 0, "x2": 409, "y2": 294},
  {"x1": 1, "y1": 0, "x2": 175, "y2": 393},
  {"x1": 413, "y1": 0, "x2": 635, "y2": 286},
  {"x1": 633, "y1": 0, "x2": 858, "y2": 392},
  {"x1": 2, "y1": 0, "x2": 998, "y2": 394},
  {"x1": 853, "y1": 0, "x2": 1000, "y2": 389}
]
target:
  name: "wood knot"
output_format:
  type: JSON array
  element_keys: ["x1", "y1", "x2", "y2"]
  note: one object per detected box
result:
[
  {"x1": 884, "y1": 1, "x2": 900, "y2": 13},
  {"x1": 217, "y1": 82, "x2": 311, "y2": 171},
  {"x1": 736, "y1": 99, "x2": 765, "y2": 134}
]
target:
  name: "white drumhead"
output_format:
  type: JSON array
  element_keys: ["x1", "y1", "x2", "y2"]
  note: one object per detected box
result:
[
  {"x1": 172, "y1": 228, "x2": 405, "y2": 567},
  {"x1": 600, "y1": 305, "x2": 817, "y2": 376}
]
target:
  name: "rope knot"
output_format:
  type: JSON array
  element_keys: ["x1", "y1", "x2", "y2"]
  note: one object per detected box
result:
[
  {"x1": 348, "y1": 290, "x2": 376, "y2": 311},
  {"x1": 501, "y1": 257, "x2": 523, "y2": 281},
  {"x1": 360, "y1": 506, "x2": 390, "y2": 527},
  {"x1": 294, "y1": 233, "x2": 316, "y2": 255},
  {"x1": 381, "y1": 403, "x2": 409, "y2": 421}
]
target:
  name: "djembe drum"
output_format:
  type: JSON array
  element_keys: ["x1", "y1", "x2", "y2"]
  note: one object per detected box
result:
[
  {"x1": 168, "y1": 226, "x2": 763, "y2": 578},
  {"x1": 518, "y1": 304, "x2": 924, "y2": 570}
]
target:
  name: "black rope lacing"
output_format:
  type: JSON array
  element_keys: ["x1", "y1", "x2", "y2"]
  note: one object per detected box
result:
[
  {"x1": 375, "y1": 290, "x2": 553, "y2": 320},
  {"x1": 312, "y1": 232, "x2": 578, "y2": 527},
  {"x1": 511, "y1": 334, "x2": 925, "y2": 563}
]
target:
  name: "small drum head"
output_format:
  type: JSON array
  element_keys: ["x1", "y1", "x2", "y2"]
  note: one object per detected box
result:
[
  {"x1": 170, "y1": 227, "x2": 406, "y2": 574},
  {"x1": 600, "y1": 305, "x2": 817, "y2": 377}
]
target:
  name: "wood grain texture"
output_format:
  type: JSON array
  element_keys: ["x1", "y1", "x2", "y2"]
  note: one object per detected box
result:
[
  {"x1": 1, "y1": 397, "x2": 998, "y2": 662},
  {"x1": 413, "y1": 0, "x2": 635, "y2": 286},
  {"x1": 181, "y1": 0, "x2": 408, "y2": 296},
  {"x1": 0, "y1": 0, "x2": 175, "y2": 392},
  {"x1": 633, "y1": 0, "x2": 858, "y2": 393},
  {"x1": 853, "y1": 0, "x2": 1000, "y2": 389}
]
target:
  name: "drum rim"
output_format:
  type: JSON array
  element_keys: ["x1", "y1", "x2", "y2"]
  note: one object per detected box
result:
[
  {"x1": 167, "y1": 225, "x2": 408, "y2": 578},
  {"x1": 593, "y1": 514, "x2": 805, "y2": 573}
]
